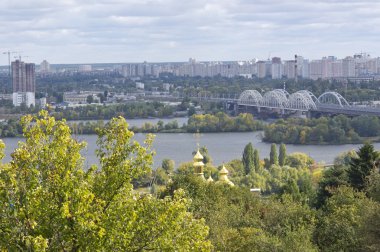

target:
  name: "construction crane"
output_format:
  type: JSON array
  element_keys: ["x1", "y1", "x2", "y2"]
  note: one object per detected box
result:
[
  {"x1": 2, "y1": 50, "x2": 18, "y2": 78},
  {"x1": 14, "y1": 54, "x2": 29, "y2": 61}
]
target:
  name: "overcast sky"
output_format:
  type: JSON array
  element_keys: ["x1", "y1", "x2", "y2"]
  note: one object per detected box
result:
[{"x1": 1, "y1": 0, "x2": 379, "y2": 65}]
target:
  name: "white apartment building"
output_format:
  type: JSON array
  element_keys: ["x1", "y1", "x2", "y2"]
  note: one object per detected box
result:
[
  {"x1": 284, "y1": 60, "x2": 296, "y2": 79},
  {"x1": 342, "y1": 57, "x2": 355, "y2": 78},
  {"x1": 302, "y1": 60, "x2": 310, "y2": 78},
  {"x1": 256, "y1": 61, "x2": 267, "y2": 78},
  {"x1": 272, "y1": 63, "x2": 283, "y2": 79},
  {"x1": 40, "y1": 60, "x2": 50, "y2": 73},
  {"x1": 309, "y1": 60, "x2": 322, "y2": 80},
  {"x1": 331, "y1": 61, "x2": 343, "y2": 78}
]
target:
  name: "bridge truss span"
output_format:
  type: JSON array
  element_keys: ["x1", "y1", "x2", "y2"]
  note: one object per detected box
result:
[
  {"x1": 318, "y1": 92, "x2": 350, "y2": 107},
  {"x1": 238, "y1": 90, "x2": 263, "y2": 106},
  {"x1": 262, "y1": 89, "x2": 290, "y2": 108},
  {"x1": 222, "y1": 89, "x2": 380, "y2": 117},
  {"x1": 288, "y1": 91, "x2": 317, "y2": 110}
]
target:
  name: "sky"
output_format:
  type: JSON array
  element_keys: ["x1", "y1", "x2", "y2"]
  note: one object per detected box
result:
[{"x1": 1, "y1": 0, "x2": 380, "y2": 65}]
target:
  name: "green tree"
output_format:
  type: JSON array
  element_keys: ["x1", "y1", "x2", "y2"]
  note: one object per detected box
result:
[
  {"x1": 188, "y1": 106, "x2": 196, "y2": 116},
  {"x1": 253, "y1": 149, "x2": 261, "y2": 173},
  {"x1": 0, "y1": 111, "x2": 212, "y2": 251},
  {"x1": 366, "y1": 169, "x2": 380, "y2": 203},
  {"x1": 315, "y1": 165, "x2": 349, "y2": 208},
  {"x1": 334, "y1": 150, "x2": 358, "y2": 167},
  {"x1": 279, "y1": 143, "x2": 287, "y2": 166},
  {"x1": 270, "y1": 143, "x2": 278, "y2": 166},
  {"x1": 315, "y1": 186, "x2": 380, "y2": 252},
  {"x1": 286, "y1": 152, "x2": 314, "y2": 169},
  {"x1": 242, "y1": 143, "x2": 254, "y2": 175},
  {"x1": 348, "y1": 142, "x2": 379, "y2": 191},
  {"x1": 161, "y1": 158, "x2": 175, "y2": 174},
  {"x1": 163, "y1": 174, "x2": 317, "y2": 252},
  {"x1": 86, "y1": 94, "x2": 94, "y2": 104}
]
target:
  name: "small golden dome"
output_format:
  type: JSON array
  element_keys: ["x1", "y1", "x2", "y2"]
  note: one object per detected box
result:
[
  {"x1": 219, "y1": 165, "x2": 229, "y2": 175},
  {"x1": 218, "y1": 164, "x2": 234, "y2": 186},
  {"x1": 194, "y1": 150, "x2": 204, "y2": 160}
]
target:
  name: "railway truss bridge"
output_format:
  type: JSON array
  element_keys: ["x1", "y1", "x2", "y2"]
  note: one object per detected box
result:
[{"x1": 187, "y1": 89, "x2": 380, "y2": 117}]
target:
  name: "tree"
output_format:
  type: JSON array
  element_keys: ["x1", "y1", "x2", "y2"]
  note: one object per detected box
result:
[
  {"x1": 242, "y1": 143, "x2": 254, "y2": 175},
  {"x1": 315, "y1": 186, "x2": 380, "y2": 251},
  {"x1": 366, "y1": 169, "x2": 380, "y2": 203},
  {"x1": 270, "y1": 143, "x2": 278, "y2": 166},
  {"x1": 286, "y1": 152, "x2": 314, "y2": 169},
  {"x1": 253, "y1": 149, "x2": 261, "y2": 173},
  {"x1": 86, "y1": 94, "x2": 94, "y2": 104},
  {"x1": 348, "y1": 142, "x2": 380, "y2": 191},
  {"x1": 334, "y1": 150, "x2": 358, "y2": 167},
  {"x1": 315, "y1": 165, "x2": 349, "y2": 208},
  {"x1": 188, "y1": 106, "x2": 196, "y2": 116},
  {"x1": 97, "y1": 93, "x2": 105, "y2": 103},
  {"x1": 161, "y1": 158, "x2": 175, "y2": 174},
  {"x1": 279, "y1": 143, "x2": 287, "y2": 166},
  {"x1": 0, "y1": 111, "x2": 212, "y2": 251}
]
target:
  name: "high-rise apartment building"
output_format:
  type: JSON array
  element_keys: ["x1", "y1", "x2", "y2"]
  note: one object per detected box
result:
[
  {"x1": 342, "y1": 57, "x2": 355, "y2": 78},
  {"x1": 40, "y1": 60, "x2": 50, "y2": 73},
  {"x1": 284, "y1": 60, "x2": 296, "y2": 79},
  {"x1": 271, "y1": 57, "x2": 283, "y2": 79},
  {"x1": 331, "y1": 60, "x2": 343, "y2": 78},
  {"x1": 302, "y1": 60, "x2": 310, "y2": 79},
  {"x1": 309, "y1": 60, "x2": 322, "y2": 80},
  {"x1": 12, "y1": 60, "x2": 35, "y2": 107},
  {"x1": 256, "y1": 61, "x2": 267, "y2": 78}
]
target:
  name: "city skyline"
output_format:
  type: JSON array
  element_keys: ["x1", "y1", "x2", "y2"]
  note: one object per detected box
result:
[{"x1": 1, "y1": 0, "x2": 380, "y2": 65}]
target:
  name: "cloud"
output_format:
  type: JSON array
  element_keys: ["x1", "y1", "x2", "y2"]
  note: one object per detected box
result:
[{"x1": 0, "y1": 0, "x2": 379, "y2": 64}]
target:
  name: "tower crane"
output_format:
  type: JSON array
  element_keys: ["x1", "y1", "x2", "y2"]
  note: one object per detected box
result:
[{"x1": 2, "y1": 51, "x2": 18, "y2": 78}]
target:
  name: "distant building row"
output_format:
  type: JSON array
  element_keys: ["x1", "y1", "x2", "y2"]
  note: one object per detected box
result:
[
  {"x1": 35, "y1": 53, "x2": 380, "y2": 81},
  {"x1": 118, "y1": 54, "x2": 380, "y2": 81}
]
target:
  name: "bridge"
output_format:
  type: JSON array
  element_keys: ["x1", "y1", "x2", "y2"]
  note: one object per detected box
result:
[
  {"x1": 175, "y1": 89, "x2": 380, "y2": 117},
  {"x1": 237, "y1": 89, "x2": 380, "y2": 117}
]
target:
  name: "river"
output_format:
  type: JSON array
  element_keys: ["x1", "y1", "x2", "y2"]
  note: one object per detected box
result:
[{"x1": 2, "y1": 131, "x2": 379, "y2": 168}]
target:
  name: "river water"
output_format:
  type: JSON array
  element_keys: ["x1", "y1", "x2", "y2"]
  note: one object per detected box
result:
[{"x1": 2, "y1": 130, "x2": 379, "y2": 168}]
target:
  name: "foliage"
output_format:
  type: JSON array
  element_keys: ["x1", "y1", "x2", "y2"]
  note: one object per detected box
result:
[
  {"x1": 269, "y1": 143, "x2": 278, "y2": 165},
  {"x1": 315, "y1": 165, "x2": 349, "y2": 208},
  {"x1": 162, "y1": 175, "x2": 318, "y2": 252},
  {"x1": 187, "y1": 112, "x2": 264, "y2": 133},
  {"x1": 333, "y1": 149, "x2": 358, "y2": 166},
  {"x1": 242, "y1": 143, "x2": 254, "y2": 175},
  {"x1": 279, "y1": 143, "x2": 287, "y2": 166},
  {"x1": 53, "y1": 101, "x2": 176, "y2": 120},
  {"x1": 315, "y1": 186, "x2": 380, "y2": 252},
  {"x1": 348, "y1": 142, "x2": 380, "y2": 191},
  {"x1": 366, "y1": 169, "x2": 380, "y2": 203},
  {"x1": 0, "y1": 111, "x2": 212, "y2": 251},
  {"x1": 161, "y1": 158, "x2": 175, "y2": 174},
  {"x1": 253, "y1": 149, "x2": 261, "y2": 173},
  {"x1": 0, "y1": 118, "x2": 23, "y2": 137},
  {"x1": 263, "y1": 115, "x2": 378, "y2": 144},
  {"x1": 286, "y1": 152, "x2": 314, "y2": 169}
]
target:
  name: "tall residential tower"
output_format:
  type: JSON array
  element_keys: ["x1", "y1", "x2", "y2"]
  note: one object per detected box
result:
[{"x1": 12, "y1": 60, "x2": 35, "y2": 107}]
